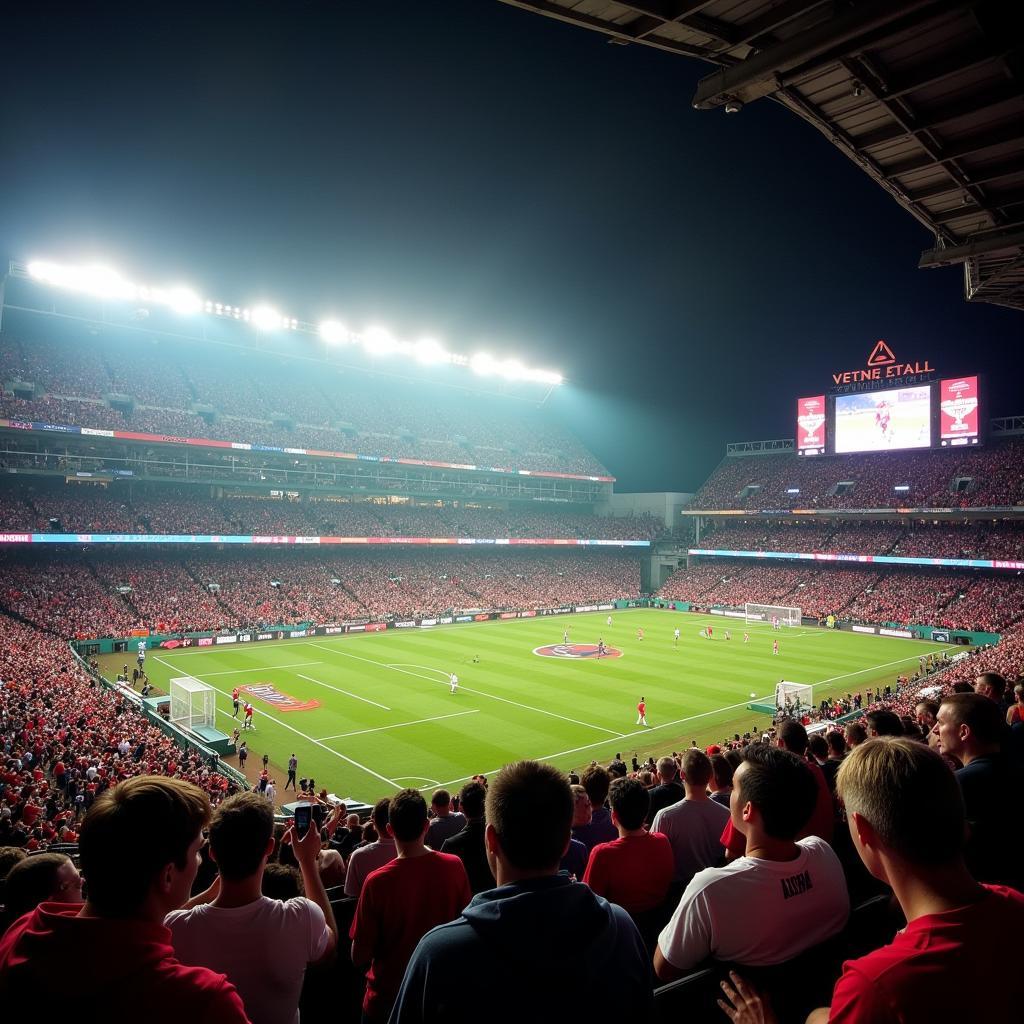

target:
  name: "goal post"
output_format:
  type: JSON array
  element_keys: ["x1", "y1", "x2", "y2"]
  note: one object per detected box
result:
[
  {"x1": 170, "y1": 677, "x2": 217, "y2": 733},
  {"x1": 745, "y1": 603, "x2": 801, "y2": 628},
  {"x1": 776, "y1": 680, "x2": 814, "y2": 715}
]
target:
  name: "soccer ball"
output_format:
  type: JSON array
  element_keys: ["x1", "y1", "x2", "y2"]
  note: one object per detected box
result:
[{"x1": 750, "y1": 692, "x2": 756, "y2": 698}]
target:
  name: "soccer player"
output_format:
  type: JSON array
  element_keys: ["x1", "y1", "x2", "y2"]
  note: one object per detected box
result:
[
  {"x1": 449, "y1": 672, "x2": 458, "y2": 695},
  {"x1": 597, "y1": 640, "x2": 606, "y2": 658},
  {"x1": 773, "y1": 639, "x2": 779, "y2": 656},
  {"x1": 606, "y1": 615, "x2": 613, "y2": 627},
  {"x1": 708, "y1": 625, "x2": 713, "y2": 640},
  {"x1": 725, "y1": 629, "x2": 731, "y2": 641},
  {"x1": 137, "y1": 639, "x2": 146, "y2": 667},
  {"x1": 231, "y1": 687, "x2": 240, "y2": 718},
  {"x1": 243, "y1": 702, "x2": 255, "y2": 729},
  {"x1": 637, "y1": 627, "x2": 644, "y2": 642},
  {"x1": 563, "y1": 629, "x2": 570, "y2": 644},
  {"x1": 636, "y1": 698, "x2": 648, "y2": 727},
  {"x1": 743, "y1": 632, "x2": 749, "y2": 643},
  {"x1": 673, "y1": 627, "x2": 680, "y2": 646}
]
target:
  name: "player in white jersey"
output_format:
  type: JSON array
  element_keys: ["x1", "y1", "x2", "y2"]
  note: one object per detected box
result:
[
  {"x1": 450, "y1": 672, "x2": 459, "y2": 694},
  {"x1": 743, "y1": 632, "x2": 749, "y2": 643},
  {"x1": 673, "y1": 627, "x2": 680, "y2": 646},
  {"x1": 606, "y1": 615, "x2": 612, "y2": 627},
  {"x1": 724, "y1": 630, "x2": 731, "y2": 641}
]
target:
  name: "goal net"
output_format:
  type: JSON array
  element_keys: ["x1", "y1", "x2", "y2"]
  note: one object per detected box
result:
[
  {"x1": 775, "y1": 680, "x2": 814, "y2": 715},
  {"x1": 745, "y1": 603, "x2": 801, "y2": 628},
  {"x1": 170, "y1": 677, "x2": 217, "y2": 732}
]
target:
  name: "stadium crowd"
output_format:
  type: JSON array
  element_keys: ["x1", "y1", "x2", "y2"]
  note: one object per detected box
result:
[
  {"x1": 688, "y1": 437, "x2": 1024, "y2": 510},
  {"x1": 1, "y1": 332, "x2": 608, "y2": 476},
  {"x1": 0, "y1": 483, "x2": 662, "y2": 540},
  {"x1": 0, "y1": 550, "x2": 642, "y2": 639}
]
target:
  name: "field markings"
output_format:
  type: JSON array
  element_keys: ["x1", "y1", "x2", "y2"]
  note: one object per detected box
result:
[
  {"x1": 431, "y1": 692, "x2": 779, "y2": 790},
  {"x1": 152, "y1": 656, "x2": 400, "y2": 790},
  {"x1": 199, "y1": 661, "x2": 322, "y2": 677},
  {"x1": 306, "y1": 642, "x2": 627, "y2": 738},
  {"x1": 316, "y1": 709, "x2": 479, "y2": 742},
  {"x1": 296, "y1": 673, "x2": 391, "y2": 711},
  {"x1": 813, "y1": 647, "x2": 958, "y2": 687}
]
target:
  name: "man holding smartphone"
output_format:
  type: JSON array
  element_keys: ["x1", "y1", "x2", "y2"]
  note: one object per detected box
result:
[{"x1": 165, "y1": 792, "x2": 338, "y2": 1024}]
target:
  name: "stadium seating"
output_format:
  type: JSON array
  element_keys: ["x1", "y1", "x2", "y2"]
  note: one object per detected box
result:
[
  {"x1": 688, "y1": 438, "x2": 1024, "y2": 510},
  {"x1": 1, "y1": 331, "x2": 609, "y2": 475}
]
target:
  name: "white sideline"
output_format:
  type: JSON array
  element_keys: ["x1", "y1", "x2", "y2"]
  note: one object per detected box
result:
[
  {"x1": 296, "y1": 673, "x2": 391, "y2": 711},
  {"x1": 317, "y1": 709, "x2": 479, "y2": 742},
  {"x1": 152, "y1": 656, "x2": 400, "y2": 789},
  {"x1": 306, "y1": 641, "x2": 627, "y2": 738},
  {"x1": 815, "y1": 647, "x2": 958, "y2": 686}
]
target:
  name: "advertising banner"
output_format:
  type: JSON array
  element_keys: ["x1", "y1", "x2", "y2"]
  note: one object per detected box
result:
[
  {"x1": 796, "y1": 395, "x2": 826, "y2": 455},
  {"x1": 939, "y1": 376, "x2": 979, "y2": 445}
]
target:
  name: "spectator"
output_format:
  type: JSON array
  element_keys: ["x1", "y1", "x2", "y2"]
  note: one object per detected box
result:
[
  {"x1": 654, "y1": 745, "x2": 849, "y2": 980},
  {"x1": 974, "y1": 671, "x2": 1006, "y2": 703},
  {"x1": 651, "y1": 749, "x2": 729, "y2": 886},
  {"x1": 0, "y1": 853, "x2": 84, "y2": 931},
  {"x1": 799, "y1": 739, "x2": 1024, "y2": 1023},
  {"x1": 440, "y1": 781, "x2": 494, "y2": 894},
  {"x1": 582, "y1": 776, "x2": 674, "y2": 915},
  {"x1": 1008, "y1": 683, "x2": 1024, "y2": 727},
  {"x1": 845, "y1": 722, "x2": 867, "y2": 748},
  {"x1": 0, "y1": 847, "x2": 27, "y2": 905},
  {"x1": 571, "y1": 764, "x2": 617, "y2": 856},
  {"x1": 424, "y1": 789, "x2": 465, "y2": 850},
  {"x1": 708, "y1": 752, "x2": 735, "y2": 809},
  {"x1": 560, "y1": 785, "x2": 590, "y2": 879},
  {"x1": 350, "y1": 789, "x2": 471, "y2": 1022},
  {"x1": 390, "y1": 761, "x2": 654, "y2": 1023},
  {"x1": 0, "y1": 776, "x2": 248, "y2": 1022},
  {"x1": 822, "y1": 729, "x2": 847, "y2": 794},
  {"x1": 646, "y1": 755, "x2": 685, "y2": 824},
  {"x1": 165, "y1": 791, "x2": 337, "y2": 1024},
  {"x1": 261, "y1": 863, "x2": 303, "y2": 901},
  {"x1": 933, "y1": 693, "x2": 1023, "y2": 888},
  {"x1": 866, "y1": 709, "x2": 904, "y2": 737},
  {"x1": 344, "y1": 799, "x2": 396, "y2": 898}
]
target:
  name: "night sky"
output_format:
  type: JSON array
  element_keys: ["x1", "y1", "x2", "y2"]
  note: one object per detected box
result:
[{"x1": 1, "y1": 1, "x2": 1020, "y2": 492}]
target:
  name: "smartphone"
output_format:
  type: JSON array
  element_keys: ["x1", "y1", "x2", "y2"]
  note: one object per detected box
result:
[{"x1": 294, "y1": 804, "x2": 312, "y2": 839}]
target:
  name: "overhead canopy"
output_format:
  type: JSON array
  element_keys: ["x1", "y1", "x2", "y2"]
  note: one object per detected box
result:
[{"x1": 499, "y1": 1, "x2": 1024, "y2": 311}]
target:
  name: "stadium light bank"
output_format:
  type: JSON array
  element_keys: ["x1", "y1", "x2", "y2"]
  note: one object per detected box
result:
[{"x1": 21, "y1": 259, "x2": 564, "y2": 387}]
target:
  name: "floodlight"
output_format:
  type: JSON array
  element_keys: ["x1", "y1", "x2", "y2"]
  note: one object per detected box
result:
[
  {"x1": 29, "y1": 260, "x2": 137, "y2": 301},
  {"x1": 319, "y1": 320, "x2": 349, "y2": 346},
  {"x1": 497, "y1": 358, "x2": 526, "y2": 381},
  {"x1": 159, "y1": 286, "x2": 203, "y2": 316},
  {"x1": 414, "y1": 337, "x2": 448, "y2": 364},
  {"x1": 362, "y1": 325, "x2": 398, "y2": 356},
  {"x1": 470, "y1": 352, "x2": 497, "y2": 377},
  {"x1": 250, "y1": 304, "x2": 283, "y2": 331}
]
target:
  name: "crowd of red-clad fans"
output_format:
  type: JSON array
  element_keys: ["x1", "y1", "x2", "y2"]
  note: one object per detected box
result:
[
  {"x1": 0, "y1": 484, "x2": 664, "y2": 540},
  {"x1": 688, "y1": 438, "x2": 1024, "y2": 509},
  {"x1": 658, "y1": 560, "x2": 1024, "y2": 633},
  {"x1": 0, "y1": 332, "x2": 607, "y2": 475},
  {"x1": 0, "y1": 550, "x2": 642, "y2": 639},
  {"x1": 0, "y1": 614, "x2": 234, "y2": 854}
]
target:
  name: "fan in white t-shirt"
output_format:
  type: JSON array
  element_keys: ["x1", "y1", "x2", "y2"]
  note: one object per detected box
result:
[
  {"x1": 166, "y1": 792, "x2": 338, "y2": 1024},
  {"x1": 654, "y1": 744, "x2": 849, "y2": 980}
]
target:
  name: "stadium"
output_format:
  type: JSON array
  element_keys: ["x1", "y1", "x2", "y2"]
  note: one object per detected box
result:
[{"x1": 1, "y1": 3, "x2": 1022, "y2": 1023}]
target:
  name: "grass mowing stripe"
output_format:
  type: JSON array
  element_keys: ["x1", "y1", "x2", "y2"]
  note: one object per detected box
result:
[
  {"x1": 306, "y1": 641, "x2": 628, "y2": 738},
  {"x1": 317, "y1": 709, "x2": 480, "y2": 742},
  {"x1": 198, "y1": 662, "x2": 323, "y2": 676},
  {"x1": 152, "y1": 656, "x2": 401, "y2": 790},
  {"x1": 295, "y1": 673, "x2": 392, "y2": 711}
]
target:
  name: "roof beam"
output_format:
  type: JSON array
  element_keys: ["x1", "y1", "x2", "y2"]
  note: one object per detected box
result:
[
  {"x1": 612, "y1": 2, "x2": 741, "y2": 47},
  {"x1": 882, "y1": 121, "x2": 1024, "y2": 179},
  {"x1": 904, "y1": 159, "x2": 1024, "y2": 203},
  {"x1": 851, "y1": 81, "x2": 1022, "y2": 151},
  {"x1": 691, "y1": 0, "x2": 941, "y2": 109},
  {"x1": 919, "y1": 222, "x2": 1024, "y2": 267}
]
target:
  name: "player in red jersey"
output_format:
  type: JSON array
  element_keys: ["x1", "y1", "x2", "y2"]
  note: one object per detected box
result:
[
  {"x1": 637, "y1": 627, "x2": 644, "y2": 642},
  {"x1": 243, "y1": 702, "x2": 255, "y2": 730},
  {"x1": 773, "y1": 639, "x2": 779, "y2": 656},
  {"x1": 231, "y1": 687, "x2": 240, "y2": 718},
  {"x1": 636, "y1": 698, "x2": 648, "y2": 727}
]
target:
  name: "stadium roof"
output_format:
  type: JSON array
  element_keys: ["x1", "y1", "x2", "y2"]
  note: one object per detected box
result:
[{"x1": 498, "y1": 1, "x2": 1024, "y2": 312}]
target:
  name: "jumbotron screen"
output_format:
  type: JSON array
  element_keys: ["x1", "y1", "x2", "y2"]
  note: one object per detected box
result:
[
  {"x1": 796, "y1": 395, "x2": 826, "y2": 455},
  {"x1": 834, "y1": 385, "x2": 932, "y2": 454},
  {"x1": 939, "y1": 375, "x2": 980, "y2": 446}
]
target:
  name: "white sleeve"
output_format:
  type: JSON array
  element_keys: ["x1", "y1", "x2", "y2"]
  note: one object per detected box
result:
[
  {"x1": 658, "y1": 881, "x2": 714, "y2": 971},
  {"x1": 301, "y1": 898, "x2": 330, "y2": 962}
]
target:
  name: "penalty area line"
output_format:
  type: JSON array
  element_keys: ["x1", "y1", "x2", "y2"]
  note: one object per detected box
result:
[
  {"x1": 151, "y1": 656, "x2": 400, "y2": 790},
  {"x1": 296, "y1": 673, "x2": 391, "y2": 711}
]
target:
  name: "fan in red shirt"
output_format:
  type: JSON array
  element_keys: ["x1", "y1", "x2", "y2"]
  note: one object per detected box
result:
[
  {"x1": 351, "y1": 788, "x2": 471, "y2": 1022},
  {"x1": 583, "y1": 777, "x2": 674, "y2": 915},
  {"x1": 719, "y1": 739, "x2": 1024, "y2": 1024}
]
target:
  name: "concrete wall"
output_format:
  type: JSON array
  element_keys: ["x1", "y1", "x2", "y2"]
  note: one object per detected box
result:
[{"x1": 599, "y1": 491, "x2": 692, "y2": 529}]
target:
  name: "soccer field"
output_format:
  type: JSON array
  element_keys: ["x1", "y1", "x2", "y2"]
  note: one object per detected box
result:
[{"x1": 103, "y1": 610, "x2": 955, "y2": 803}]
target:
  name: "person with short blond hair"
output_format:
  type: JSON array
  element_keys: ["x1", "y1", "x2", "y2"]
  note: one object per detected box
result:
[{"x1": 0, "y1": 776, "x2": 248, "y2": 1023}]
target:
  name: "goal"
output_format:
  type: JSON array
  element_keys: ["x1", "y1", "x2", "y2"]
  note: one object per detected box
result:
[
  {"x1": 745, "y1": 603, "x2": 801, "y2": 628},
  {"x1": 775, "y1": 680, "x2": 814, "y2": 715},
  {"x1": 169, "y1": 677, "x2": 217, "y2": 733}
]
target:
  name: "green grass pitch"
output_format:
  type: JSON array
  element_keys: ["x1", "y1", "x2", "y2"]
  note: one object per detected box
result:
[{"x1": 104, "y1": 610, "x2": 955, "y2": 803}]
